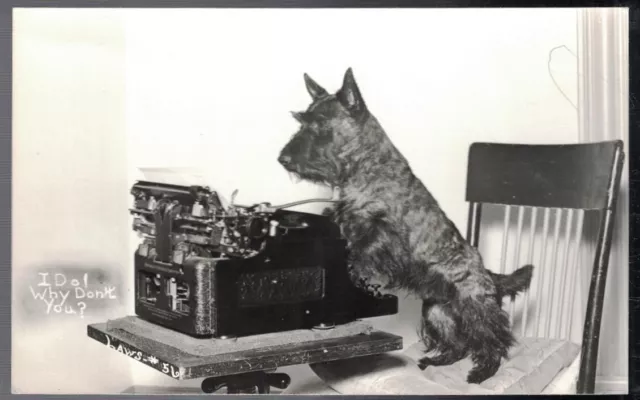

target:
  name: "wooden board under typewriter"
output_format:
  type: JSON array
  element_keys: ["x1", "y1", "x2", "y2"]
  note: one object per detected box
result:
[{"x1": 87, "y1": 316, "x2": 403, "y2": 380}]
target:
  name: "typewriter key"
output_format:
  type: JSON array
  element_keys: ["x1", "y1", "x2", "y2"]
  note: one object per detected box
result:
[
  {"x1": 138, "y1": 244, "x2": 149, "y2": 257},
  {"x1": 192, "y1": 202, "x2": 205, "y2": 217},
  {"x1": 172, "y1": 250, "x2": 185, "y2": 265},
  {"x1": 269, "y1": 220, "x2": 279, "y2": 236}
]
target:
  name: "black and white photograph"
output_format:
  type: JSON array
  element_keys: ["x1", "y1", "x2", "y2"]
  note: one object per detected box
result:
[{"x1": 11, "y1": 7, "x2": 629, "y2": 395}]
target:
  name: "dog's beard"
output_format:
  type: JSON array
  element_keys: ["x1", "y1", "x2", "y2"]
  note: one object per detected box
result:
[
  {"x1": 285, "y1": 163, "x2": 337, "y2": 187},
  {"x1": 287, "y1": 171, "x2": 302, "y2": 184}
]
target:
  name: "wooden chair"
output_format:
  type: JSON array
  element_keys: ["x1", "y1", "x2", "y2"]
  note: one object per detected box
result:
[
  {"x1": 285, "y1": 139, "x2": 625, "y2": 396},
  {"x1": 465, "y1": 140, "x2": 625, "y2": 394}
]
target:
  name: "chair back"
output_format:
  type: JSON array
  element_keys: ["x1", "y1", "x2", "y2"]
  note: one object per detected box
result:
[{"x1": 465, "y1": 140, "x2": 624, "y2": 394}]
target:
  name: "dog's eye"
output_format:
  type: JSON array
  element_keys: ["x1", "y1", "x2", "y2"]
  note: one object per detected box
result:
[{"x1": 315, "y1": 126, "x2": 332, "y2": 139}]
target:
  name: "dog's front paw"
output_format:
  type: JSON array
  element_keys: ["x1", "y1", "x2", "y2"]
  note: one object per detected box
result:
[
  {"x1": 321, "y1": 207, "x2": 334, "y2": 217},
  {"x1": 417, "y1": 356, "x2": 431, "y2": 371}
]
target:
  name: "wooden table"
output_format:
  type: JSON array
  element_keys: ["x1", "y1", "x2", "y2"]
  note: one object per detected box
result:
[{"x1": 87, "y1": 316, "x2": 403, "y2": 394}]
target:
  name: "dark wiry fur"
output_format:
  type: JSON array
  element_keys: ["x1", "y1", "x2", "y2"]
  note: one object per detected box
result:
[{"x1": 277, "y1": 68, "x2": 534, "y2": 384}]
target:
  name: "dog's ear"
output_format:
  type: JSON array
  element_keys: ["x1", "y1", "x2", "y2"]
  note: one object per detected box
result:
[
  {"x1": 304, "y1": 73, "x2": 328, "y2": 100},
  {"x1": 336, "y1": 68, "x2": 367, "y2": 118}
]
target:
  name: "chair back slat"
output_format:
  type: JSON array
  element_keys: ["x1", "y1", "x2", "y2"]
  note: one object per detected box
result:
[
  {"x1": 466, "y1": 141, "x2": 622, "y2": 210},
  {"x1": 493, "y1": 206, "x2": 588, "y2": 340},
  {"x1": 508, "y1": 206, "x2": 526, "y2": 326},
  {"x1": 533, "y1": 208, "x2": 551, "y2": 337},
  {"x1": 543, "y1": 209, "x2": 564, "y2": 338},
  {"x1": 498, "y1": 207, "x2": 585, "y2": 341},
  {"x1": 499, "y1": 206, "x2": 511, "y2": 275},
  {"x1": 556, "y1": 209, "x2": 576, "y2": 338},
  {"x1": 520, "y1": 207, "x2": 538, "y2": 337},
  {"x1": 565, "y1": 210, "x2": 586, "y2": 340}
]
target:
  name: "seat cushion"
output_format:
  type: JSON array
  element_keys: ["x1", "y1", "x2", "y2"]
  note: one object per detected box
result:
[{"x1": 304, "y1": 337, "x2": 580, "y2": 395}]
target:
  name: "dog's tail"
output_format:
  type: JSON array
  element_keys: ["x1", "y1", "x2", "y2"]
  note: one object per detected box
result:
[{"x1": 489, "y1": 264, "x2": 534, "y2": 299}]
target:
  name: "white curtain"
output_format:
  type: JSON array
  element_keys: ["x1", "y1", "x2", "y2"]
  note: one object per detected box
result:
[{"x1": 576, "y1": 7, "x2": 629, "y2": 384}]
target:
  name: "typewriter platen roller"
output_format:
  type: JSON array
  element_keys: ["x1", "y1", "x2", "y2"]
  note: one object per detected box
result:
[{"x1": 130, "y1": 180, "x2": 398, "y2": 338}]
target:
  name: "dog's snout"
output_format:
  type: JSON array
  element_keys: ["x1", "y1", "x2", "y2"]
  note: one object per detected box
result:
[{"x1": 279, "y1": 155, "x2": 292, "y2": 166}]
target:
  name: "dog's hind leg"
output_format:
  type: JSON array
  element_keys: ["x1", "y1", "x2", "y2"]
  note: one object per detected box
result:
[
  {"x1": 417, "y1": 301, "x2": 466, "y2": 369},
  {"x1": 462, "y1": 297, "x2": 514, "y2": 384},
  {"x1": 467, "y1": 352, "x2": 502, "y2": 384}
]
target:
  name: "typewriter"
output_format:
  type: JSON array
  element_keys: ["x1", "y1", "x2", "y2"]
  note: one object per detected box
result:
[{"x1": 130, "y1": 181, "x2": 398, "y2": 338}]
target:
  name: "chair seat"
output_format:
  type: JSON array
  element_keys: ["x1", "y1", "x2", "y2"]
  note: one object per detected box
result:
[{"x1": 286, "y1": 336, "x2": 580, "y2": 395}]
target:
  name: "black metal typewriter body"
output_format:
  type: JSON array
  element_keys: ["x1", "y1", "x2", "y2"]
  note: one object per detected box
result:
[{"x1": 130, "y1": 180, "x2": 398, "y2": 338}]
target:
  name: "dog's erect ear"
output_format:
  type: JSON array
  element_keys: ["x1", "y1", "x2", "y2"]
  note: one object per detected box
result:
[
  {"x1": 336, "y1": 68, "x2": 367, "y2": 118},
  {"x1": 304, "y1": 73, "x2": 328, "y2": 100}
]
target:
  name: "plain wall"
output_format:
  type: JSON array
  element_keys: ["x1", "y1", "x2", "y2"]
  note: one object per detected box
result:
[
  {"x1": 13, "y1": 7, "x2": 623, "y2": 394},
  {"x1": 12, "y1": 8, "x2": 132, "y2": 394}
]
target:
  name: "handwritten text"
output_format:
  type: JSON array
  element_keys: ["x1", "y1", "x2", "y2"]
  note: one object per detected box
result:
[
  {"x1": 28, "y1": 272, "x2": 118, "y2": 318},
  {"x1": 105, "y1": 334, "x2": 181, "y2": 378}
]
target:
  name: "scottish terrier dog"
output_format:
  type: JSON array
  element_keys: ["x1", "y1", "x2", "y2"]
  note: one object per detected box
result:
[{"x1": 277, "y1": 68, "x2": 534, "y2": 384}]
